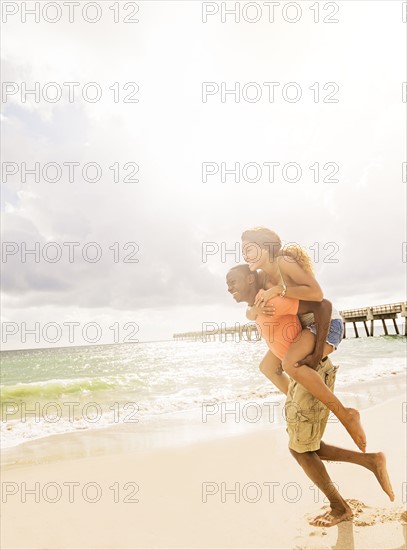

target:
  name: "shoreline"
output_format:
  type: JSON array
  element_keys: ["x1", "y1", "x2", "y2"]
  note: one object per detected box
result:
[{"x1": 2, "y1": 372, "x2": 406, "y2": 470}]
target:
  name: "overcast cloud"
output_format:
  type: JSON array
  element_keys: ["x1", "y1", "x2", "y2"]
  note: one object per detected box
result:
[{"x1": 1, "y1": 1, "x2": 405, "y2": 349}]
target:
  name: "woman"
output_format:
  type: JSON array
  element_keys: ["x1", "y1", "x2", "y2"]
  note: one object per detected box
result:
[{"x1": 241, "y1": 226, "x2": 366, "y2": 452}]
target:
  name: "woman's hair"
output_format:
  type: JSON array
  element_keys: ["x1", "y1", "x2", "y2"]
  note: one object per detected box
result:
[{"x1": 241, "y1": 226, "x2": 314, "y2": 275}]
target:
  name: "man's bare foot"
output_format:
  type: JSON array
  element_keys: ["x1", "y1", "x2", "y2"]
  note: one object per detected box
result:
[
  {"x1": 341, "y1": 408, "x2": 366, "y2": 452},
  {"x1": 367, "y1": 452, "x2": 395, "y2": 501},
  {"x1": 309, "y1": 504, "x2": 353, "y2": 527}
]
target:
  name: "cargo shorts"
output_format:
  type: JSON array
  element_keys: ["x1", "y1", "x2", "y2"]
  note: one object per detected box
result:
[{"x1": 284, "y1": 356, "x2": 338, "y2": 453}]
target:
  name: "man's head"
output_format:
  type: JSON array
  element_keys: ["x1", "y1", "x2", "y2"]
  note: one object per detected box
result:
[{"x1": 226, "y1": 264, "x2": 259, "y2": 305}]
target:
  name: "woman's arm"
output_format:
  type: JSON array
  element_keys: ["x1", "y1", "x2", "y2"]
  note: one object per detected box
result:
[
  {"x1": 256, "y1": 270, "x2": 268, "y2": 288},
  {"x1": 255, "y1": 258, "x2": 323, "y2": 306},
  {"x1": 278, "y1": 256, "x2": 323, "y2": 302}
]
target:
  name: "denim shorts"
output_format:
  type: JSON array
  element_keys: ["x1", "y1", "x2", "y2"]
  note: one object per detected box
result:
[{"x1": 306, "y1": 318, "x2": 344, "y2": 350}]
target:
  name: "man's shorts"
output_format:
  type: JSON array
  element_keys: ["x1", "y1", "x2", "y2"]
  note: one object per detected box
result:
[{"x1": 284, "y1": 356, "x2": 338, "y2": 453}]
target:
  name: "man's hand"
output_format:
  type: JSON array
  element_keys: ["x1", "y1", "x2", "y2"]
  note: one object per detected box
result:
[{"x1": 294, "y1": 354, "x2": 323, "y2": 370}]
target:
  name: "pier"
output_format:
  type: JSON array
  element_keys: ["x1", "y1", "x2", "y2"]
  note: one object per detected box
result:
[
  {"x1": 340, "y1": 302, "x2": 406, "y2": 338},
  {"x1": 173, "y1": 324, "x2": 259, "y2": 342},
  {"x1": 173, "y1": 301, "x2": 407, "y2": 342}
]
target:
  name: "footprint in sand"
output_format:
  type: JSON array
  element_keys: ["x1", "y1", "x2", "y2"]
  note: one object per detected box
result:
[{"x1": 346, "y1": 499, "x2": 406, "y2": 527}]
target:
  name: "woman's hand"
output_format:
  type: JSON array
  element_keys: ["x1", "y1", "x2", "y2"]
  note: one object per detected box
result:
[
  {"x1": 257, "y1": 304, "x2": 276, "y2": 316},
  {"x1": 247, "y1": 304, "x2": 276, "y2": 319},
  {"x1": 254, "y1": 286, "x2": 282, "y2": 307}
]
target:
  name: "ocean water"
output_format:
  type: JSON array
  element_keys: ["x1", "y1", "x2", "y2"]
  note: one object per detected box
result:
[{"x1": 1, "y1": 336, "x2": 406, "y2": 451}]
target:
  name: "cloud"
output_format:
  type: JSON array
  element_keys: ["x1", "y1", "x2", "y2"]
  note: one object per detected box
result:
[{"x1": 1, "y1": 1, "x2": 405, "y2": 347}]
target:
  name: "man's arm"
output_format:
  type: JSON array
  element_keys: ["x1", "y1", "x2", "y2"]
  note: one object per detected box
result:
[
  {"x1": 295, "y1": 299, "x2": 332, "y2": 368},
  {"x1": 246, "y1": 305, "x2": 258, "y2": 321}
]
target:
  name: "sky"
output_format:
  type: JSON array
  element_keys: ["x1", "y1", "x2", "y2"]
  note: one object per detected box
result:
[{"x1": 1, "y1": 1, "x2": 406, "y2": 350}]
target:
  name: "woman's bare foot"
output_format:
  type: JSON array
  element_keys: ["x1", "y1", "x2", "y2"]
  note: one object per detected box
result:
[
  {"x1": 309, "y1": 503, "x2": 353, "y2": 527},
  {"x1": 341, "y1": 408, "x2": 366, "y2": 452},
  {"x1": 366, "y1": 452, "x2": 395, "y2": 501}
]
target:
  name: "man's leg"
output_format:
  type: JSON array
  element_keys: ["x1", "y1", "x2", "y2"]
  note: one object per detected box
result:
[
  {"x1": 316, "y1": 441, "x2": 394, "y2": 501},
  {"x1": 289, "y1": 448, "x2": 353, "y2": 527},
  {"x1": 283, "y1": 359, "x2": 390, "y2": 527}
]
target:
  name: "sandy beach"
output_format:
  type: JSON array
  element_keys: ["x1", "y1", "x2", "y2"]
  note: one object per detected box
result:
[{"x1": 1, "y1": 392, "x2": 406, "y2": 550}]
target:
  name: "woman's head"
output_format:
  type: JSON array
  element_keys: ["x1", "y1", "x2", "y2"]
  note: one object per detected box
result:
[
  {"x1": 241, "y1": 227, "x2": 282, "y2": 271},
  {"x1": 241, "y1": 226, "x2": 314, "y2": 274}
]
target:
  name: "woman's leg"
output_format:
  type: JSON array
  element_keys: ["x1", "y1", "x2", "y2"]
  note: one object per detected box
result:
[
  {"x1": 282, "y1": 329, "x2": 366, "y2": 452},
  {"x1": 259, "y1": 350, "x2": 290, "y2": 395}
]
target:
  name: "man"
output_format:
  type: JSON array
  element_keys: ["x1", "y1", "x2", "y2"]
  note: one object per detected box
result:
[{"x1": 226, "y1": 264, "x2": 394, "y2": 527}]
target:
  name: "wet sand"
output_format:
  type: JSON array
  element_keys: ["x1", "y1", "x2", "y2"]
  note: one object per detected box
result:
[{"x1": 1, "y1": 393, "x2": 406, "y2": 549}]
